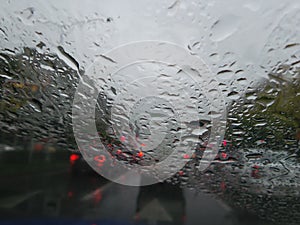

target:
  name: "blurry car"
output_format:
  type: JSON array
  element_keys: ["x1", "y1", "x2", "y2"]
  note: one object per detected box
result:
[{"x1": 69, "y1": 143, "x2": 140, "y2": 175}]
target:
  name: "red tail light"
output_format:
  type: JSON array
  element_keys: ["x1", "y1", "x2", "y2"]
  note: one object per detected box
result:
[{"x1": 70, "y1": 154, "x2": 80, "y2": 163}]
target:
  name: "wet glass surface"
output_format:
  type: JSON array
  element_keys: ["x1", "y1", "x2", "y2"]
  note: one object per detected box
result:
[{"x1": 1, "y1": 0, "x2": 300, "y2": 224}]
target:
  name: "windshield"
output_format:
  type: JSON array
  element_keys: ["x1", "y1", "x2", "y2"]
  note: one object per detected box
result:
[{"x1": 0, "y1": 1, "x2": 300, "y2": 225}]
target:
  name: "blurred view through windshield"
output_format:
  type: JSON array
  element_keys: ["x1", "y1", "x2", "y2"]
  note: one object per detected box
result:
[{"x1": 0, "y1": 1, "x2": 300, "y2": 225}]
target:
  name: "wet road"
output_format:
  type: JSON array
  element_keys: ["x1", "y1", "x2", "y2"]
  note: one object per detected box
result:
[{"x1": 0, "y1": 165, "x2": 271, "y2": 225}]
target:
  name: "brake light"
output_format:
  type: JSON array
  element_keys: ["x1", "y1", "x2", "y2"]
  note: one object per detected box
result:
[
  {"x1": 137, "y1": 151, "x2": 144, "y2": 158},
  {"x1": 67, "y1": 191, "x2": 74, "y2": 198},
  {"x1": 221, "y1": 152, "x2": 228, "y2": 159},
  {"x1": 70, "y1": 154, "x2": 80, "y2": 162}
]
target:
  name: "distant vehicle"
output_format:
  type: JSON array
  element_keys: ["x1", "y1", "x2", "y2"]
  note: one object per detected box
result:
[{"x1": 69, "y1": 143, "x2": 141, "y2": 175}]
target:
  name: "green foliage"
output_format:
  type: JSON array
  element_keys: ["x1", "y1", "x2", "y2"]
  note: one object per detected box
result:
[{"x1": 226, "y1": 63, "x2": 300, "y2": 149}]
